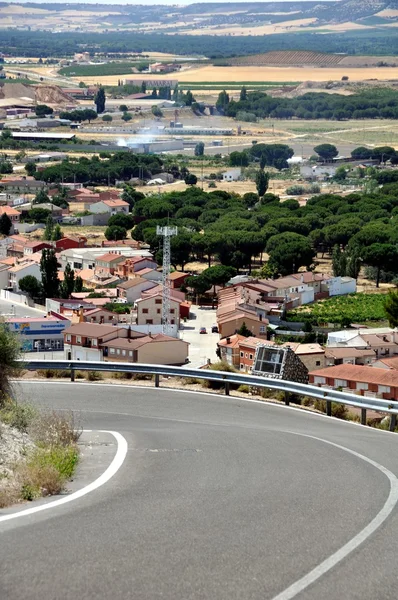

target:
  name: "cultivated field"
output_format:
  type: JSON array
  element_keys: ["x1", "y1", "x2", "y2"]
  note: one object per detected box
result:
[{"x1": 72, "y1": 64, "x2": 398, "y2": 86}]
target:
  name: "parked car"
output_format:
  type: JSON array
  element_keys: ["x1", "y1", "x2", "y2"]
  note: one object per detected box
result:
[
  {"x1": 211, "y1": 325, "x2": 219, "y2": 333},
  {"x1": 199, "y1": 327, "x2": 207, "y2": 334}
]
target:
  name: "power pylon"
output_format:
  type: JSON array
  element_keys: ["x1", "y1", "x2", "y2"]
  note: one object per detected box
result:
[{"x1": 156, "y1": 225, "x2": 178, "y2": 336}]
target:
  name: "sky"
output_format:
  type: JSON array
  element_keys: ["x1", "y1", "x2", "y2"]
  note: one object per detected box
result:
[{"x1": 5, "y1": 0, "x2": 335, "y2": 4}]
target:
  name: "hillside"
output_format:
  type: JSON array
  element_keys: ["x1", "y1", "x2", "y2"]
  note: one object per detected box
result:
[{"x1": 313, "y1": 0, "x2": 396, "y2": 22}]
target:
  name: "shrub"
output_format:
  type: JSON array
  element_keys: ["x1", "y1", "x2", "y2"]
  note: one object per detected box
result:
[
  {"x1": 237, "y1": 384, "x2": 250, "y2": 394},
  {"x1": 313, "y1": 399, "x2": 348, "y2": 420},
  {"x1": 29, "y1": 409, "x2": 81, "y2": 447},
  {"x1": 86, "y1": 371, "x2": 103, "y2": 381},
  {"x1": 0, "y1": 402, "x2": 37, "y2": 432},
  {"x1": 112, "y1": 371, "x2": 134, "y2": 380}
]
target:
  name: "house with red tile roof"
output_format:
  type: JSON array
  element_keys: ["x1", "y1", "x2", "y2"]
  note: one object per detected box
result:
[
  {"x1": 309, "y1": 364, "x2": 398, "y2": 400},
  {"x1": 89, "y1": 199, "x2": 129, "y2": 215}
]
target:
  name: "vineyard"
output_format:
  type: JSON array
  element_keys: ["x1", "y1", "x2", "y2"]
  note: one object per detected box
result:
[
  {"x1": 229, "y1": 51, "x2": 346, "y2": 67},
  {"x1": 288, "y1": 294, "x2": 388, "y2": 326}
]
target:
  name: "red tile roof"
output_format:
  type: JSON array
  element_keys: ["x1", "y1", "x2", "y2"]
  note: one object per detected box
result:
[{"x1": 309, "y1": 364, "x2": 398, "y2": 387}]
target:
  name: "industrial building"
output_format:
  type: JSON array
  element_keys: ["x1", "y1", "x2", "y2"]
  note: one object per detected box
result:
[
  {"x1": 11, "y1": 132, "x2": 76, "y2": 142},
  {"x1": 163, "y1": 126, "x2": 233, "y2": 136}
]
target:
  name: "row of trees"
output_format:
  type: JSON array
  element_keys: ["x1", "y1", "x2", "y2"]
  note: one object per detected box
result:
[
  {"x1": 218, "y1": 88, "x2": 398, "y2": 121},
  {"x1": 19, "y1": 249, "x2": 83, "y2": 302}
]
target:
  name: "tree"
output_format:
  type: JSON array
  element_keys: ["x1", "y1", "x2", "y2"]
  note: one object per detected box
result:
[
  {"x1": 35, "y1": 104, "x2": 53, "y2": 117},
  {"x1": 240, "y1": 86, "x2": 247, "y2": 102},
  {"x1": 0, "y1": 322, "x2": 21, "y2": 406},
  {"x1": 52, "y1": 223, "x2": 63, "y2": 241},
  {"x1": 384, "y1": 290, "x2": 398, "y2": 327},
  {"x1": 249, "y1": 143, "x2": 293, "y2": 170},
  {"x1": 74, "y1": 276, "x2": 83, "y2": 293},
  {"x1": 119, "y1": 104, "x2": 128, "y2": 112},
  {"x1": 29, "y1": 208, "x2": 51, "y2": 223},
  {"x1": 237, "y1": 322, "x2": 251, "y2": 337},
  {"x1": 0, "y1": 212, "x2": 12, "y2": 235},
  {"x1": 201, "y1": 265, "x2": 236, "y2": 288},
  {"x1": 94, "y1": 86, "x2": 106, "y2": 113},
  {"x1": 108, "y1": 213, "x2": 134, "y2": 229},
  {"x1": 362, "y1": 243, "x2": 398, "y2": 288},
  {"x1": 334, "y1": 166, "x2": 347, "y2": 181},
  {"x1": 267, "y1": 232, "x2": 315, "y2": 276},
  {"x1": 59, "y1": 263, "x2": 75, "y2": 299},
  {"x1": 19, "y1": 275, "x2": 41, "y2": 300},
  {"x1": 105, "y1": 225, "x2": 126, "y2": 241},
  {"x1": 351, "y1": 146, "x2": 372, "y2": 160},
  {"x1": 121, "y1": 112, "x2": 132, "y2": 122},
  {"x1": 229, "y1": 151, "x2": 249, "y2": 167},
  {"x1": 185, "y1": 274, "x2": 211, "y2": 301},
  {"x1": 122, "y1": 185, "x2": 144, "y2": 210},
  {"x1": 40, "y1": 248, "x2": 59, "y2": 299},
  {"x1": 151, "y1": 105, "x2": 163, "y2": 118},
  {"x1": 332, "y1": 245, "x2": 347, "y2": 277},
  {"x1": 0, "y1": 161, "x2": 13, "y2": 174},
  {"x1": 216, "y1": 90, "x2": 230, "y2": 114},
  {"x1": 314, "y1": 144, "x2": 338, "y2": 161},
  {"x1": 33, "y1": 189, "x2": 50, "y2": 204},
  {"x1": 185, "y1": 90, "x2": 194, "y2": 106},
  {"x1": 185, "y1": 173, "x2": 198, "y2": 186},
  {"x1": 25, "y1": 162, "x2": 37, "y2": 176},
  {"x1": 242, "y1": 192, "x2": 259, "y2": 208},
  {"x1": 255, "y1": 170, "x2": 269, "y2": 197},
  {"x1": 43, "y1": 216, "x2": 53, "y2": 241},
  {"x1": 194, "y1": 142, "x2": 205, "y2": 157},
  {"x1": 102, "y1": 115, "x2": 112, "y2": 122}
]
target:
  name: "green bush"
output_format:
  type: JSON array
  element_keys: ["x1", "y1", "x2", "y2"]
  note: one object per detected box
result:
[
  {"x1": 86, "y1": 371, "x2": 103, "y2": 381},
  {"x1": 313, "y1": 399, "x2": 349, "y2": 420},
  {"x1": 0, "y1": 402, "x2": 37, "y2": 432},
  {"x1": 237, "y1": 384, "x2": 250, "y2": 394}
]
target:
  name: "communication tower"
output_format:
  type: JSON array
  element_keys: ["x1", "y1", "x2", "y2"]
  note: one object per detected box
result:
[{"x1": 156, "y1": 225, "x2": 178, "y2": 335}]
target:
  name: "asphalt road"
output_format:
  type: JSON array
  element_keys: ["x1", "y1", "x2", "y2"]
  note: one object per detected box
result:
[
  {"x1": 0, "y1": 298, "x2": 45, "y2": 318},
  {"x1": 2, "y1": 381, "x2": 398, "y2": 600}
]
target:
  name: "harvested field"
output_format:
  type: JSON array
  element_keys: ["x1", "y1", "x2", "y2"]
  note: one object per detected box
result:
[
  {"x1": 74, "y1": 65, "x2": 398, "y2": 86},
  {"x1": 182, "y1": 17, "x2": 317, "y2": 35}
]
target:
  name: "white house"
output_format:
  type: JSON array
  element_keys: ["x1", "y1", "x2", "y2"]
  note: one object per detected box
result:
[
  {"x1": 8, "y1": 260, "x2": 41, "y2": 292},
  {"x1": 222, "y1": 168, "x2": 242, "y2": 182},
  {"x1": 117, "y1": 278, "x2": 157, "y2": 303},
  {"x1": 327, "y1": 276, "x2": 356, "y2": 297},
  {"x1": 89, "y1": 199, "x2": 129, "y2": 215}
]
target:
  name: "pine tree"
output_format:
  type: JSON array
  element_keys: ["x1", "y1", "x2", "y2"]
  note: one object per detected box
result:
[
  {"x1": 59, "y1": 263, "x2": 75, "y2": 299},
  {"x1": 332, "y1": 245, "x2": 347, "y2": 277},
  {"x1": 255, "y1": 170, "x2": 269, "y2": 197},
  {"x1": 52, "y1": 223, "x2": 63, "y2": 241},
  {"x1": 384, "y1": 290, "x2": 398, "y2": 327},
  {"x1": 240, "y1": 86, "x2": 247, "y2": 101},
  {"x1": 74, "y1": 276, "x2": 83, "y2": 293}
]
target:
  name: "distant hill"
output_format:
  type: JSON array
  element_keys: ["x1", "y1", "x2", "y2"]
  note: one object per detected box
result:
[{"x1": 312, "y1": 0, "x2": 396, "y2": 22}]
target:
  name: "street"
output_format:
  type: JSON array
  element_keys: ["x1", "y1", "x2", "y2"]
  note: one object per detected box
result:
[
  {"x1": 0, "y1": 299, "x2": 46, "y2": 319},
  {"x1": 180, "y1": 305, "x2": 219, "y2": 367}
]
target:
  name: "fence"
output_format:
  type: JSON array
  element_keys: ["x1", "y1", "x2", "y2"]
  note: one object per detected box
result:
[{"x1": 21, "y1": 360, "x2": 398, "y2": 432}]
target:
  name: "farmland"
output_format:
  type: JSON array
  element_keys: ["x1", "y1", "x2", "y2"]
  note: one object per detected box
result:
[
  {"x1": 70, "y1": 64, "x2": 398, "y2": 87},
  {"x1": 59, "y1": 62, "x2": 146, "y2": 78},
  {"x1": 289, "y1": 294, "x2": 389, "y2": 326}
]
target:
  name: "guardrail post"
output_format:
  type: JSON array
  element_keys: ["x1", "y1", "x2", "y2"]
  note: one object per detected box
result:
[
  {"x1": 70, "y1": 368, "x2": 75, "y2": 382},
  {"x1": 361, "y1": 408, "x2": 367, "y2": 426},
  {"x1": 326, "y1": 400, "x2": 332, "y2": 417},
  {"x1": 389, "y1": 414, "x2": 397, "y2": 432},
  {"x1": 284, "y1": 392, "x2": 290, "y2": 406},
  {"x1": 154, "y1": 373, "x2": 160, "y2": 388},
  {"x1": 225, "y1": 381, "x2": 230, "y2": 396}
]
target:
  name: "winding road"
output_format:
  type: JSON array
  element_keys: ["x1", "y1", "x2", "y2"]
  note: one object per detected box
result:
[{"x1": 2, "y1": 381, "x2": 398, "y2": 600}]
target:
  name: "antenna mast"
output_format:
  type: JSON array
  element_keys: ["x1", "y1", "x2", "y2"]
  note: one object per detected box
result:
[{"x1": 156, "y1": 225, "x2": 178, "y2": 335}]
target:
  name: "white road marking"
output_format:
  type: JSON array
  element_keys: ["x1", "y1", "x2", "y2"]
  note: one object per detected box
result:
[
  {"x1": 271, "y1": 431, "x2": 398, "y2": 600},
  {"x1": 0, "y1": 430, "x2": 128, "y2": 524}
]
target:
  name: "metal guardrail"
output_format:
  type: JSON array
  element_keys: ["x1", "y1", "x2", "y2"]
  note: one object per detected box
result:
[{"x1": 20, "y1": 360, "x2": 398, "y2": 431}]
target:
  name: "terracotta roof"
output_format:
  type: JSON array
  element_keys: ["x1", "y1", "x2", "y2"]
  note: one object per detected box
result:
[
  {"x1": 374, "y1": 357, "x2": 398, "y2": 370},
  {"x1": 0, "y1": 256, "x2": 17, "y2": 266},
  {"x1": 325, "y1": 347, "x2": 376, "y2": 359},
  {"x1": 294, "y1": 343, "x2": 325, "y2": 355},
  {"x1": 169, "y1": 271, "x2": 189, "y2": 280},
  {"x1": 361, "y1": 334, "x2": 398, "y2": 348},
  {"x1": 135, "y1": 267, "x2": 156, "y2": 275},
  {"x1": 0, "y1": 206, "x2": 20, "y2": 217},
  {"x1": 218, "y1": 334, "x2": 247, "y2": 349},
  {"x1": 118, "y1": 277, "x2": 150, "y2": 290},
  {"x1": 8, "y1": 261, "x2": 37, "y2": 273},
  {"x1": 84, "y1": 307, "x2": 117, "y2": 316},
  {"x1": 102, "y1": 199, "x2": 129, "y2": 208},
  {"x1": 309, "y1": 364, "x2": 398, "y2": 387},
  {"x1": 64, "y1": 323, "x2": 122, "y2": 337},
  {"x1": 104, "y1": 333, "x2": 186, "y2": 350},
  {"x1": 237, "y1": 336, "x2": 265, "y2": 349},
  {"x1": 96, "y1": 252, "x2": 124, "y2": 263}
]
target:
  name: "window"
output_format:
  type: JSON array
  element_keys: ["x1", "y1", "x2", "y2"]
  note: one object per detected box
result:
[
  {"x1": 142, "y1": 308, "x2": 149, "y2": 314},
  {"x1": 146, "y1": 319, "x2": 153, "y2": 324},
  {"x1": 249, "y1": 354, "x2": 253, "y2": 360},
  {"x1": 110, "y1": 348, "x2": 115, "y2": 355},
  {"x1": 316, "y1": 361, "x2": 321, "y2": 366},
  {"x1": 155, "y1": 299, "x2": 162, "y2": 305},
  {"x1": 116, "y1": 349, "x2": 120, "y2": 355},
  {"x1": 92, "y1": 339, "x2": 97, "y2": 347},
  {"x1": 129, "y1": 351, "x2": 133, "y2": 357},
  {"x1": 171, "y1": 319, "x2": 175, "y2": 325},
  {"x1": 245, "y1": 353, "x2": 248, "y2": 358},
  {"x1": 66, "y1": 334, "x2": 71, "y2": 342},
  {"x1": 76, "y1": 336, "x2": 81, "y2": 343},
  {"x1": 260, "y1": 326, "x2": 266, "y2": 334},
  {"x1": 157, "y1": 309, "x2": 161, "y2": 314},
  {"x1": 240, "y1": 351, "x2": 244, "y2": 358},
  {"x1": 122, "y1": 350, "x2": 126, "y2": 356},
  {"x1": 170, "y1": 309, "x2": 175, "y2": 314},
  {"x1": 240, "y1": 364, "x2": 244, "y2": 370}
]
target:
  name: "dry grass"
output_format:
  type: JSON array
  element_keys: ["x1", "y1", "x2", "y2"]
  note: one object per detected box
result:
[{"x1": 0, "y1": 404, "x2": 80, "y2": 508}]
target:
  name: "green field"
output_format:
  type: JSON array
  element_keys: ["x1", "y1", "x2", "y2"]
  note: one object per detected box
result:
[
  {"x1": 288, "y1": 293, "x2": 388, "y2": 326},
  {"x1": 59, "y1": 62, "x2": 148, "y2": 77}
]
